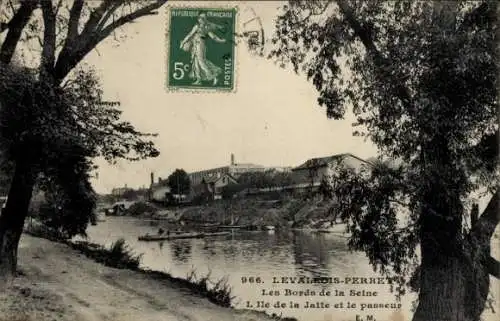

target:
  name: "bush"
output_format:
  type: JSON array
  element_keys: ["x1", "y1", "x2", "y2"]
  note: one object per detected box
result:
[
  {"x1": 186, "y1": 270, "x2": 234, "y2": 307},
  {"x1": 24, "y1": 220, "x2": 68, "y2": 241},
  {"x1": 127, "y1": 201, "x2": 157, "y2": 216},
  {"x1": 70, "y1": 238, "x2": 142, "y2": 270}
]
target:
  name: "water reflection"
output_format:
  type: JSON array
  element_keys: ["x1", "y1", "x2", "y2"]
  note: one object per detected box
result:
[
  {"x1": 84, "y1": 217, "x2": 414, "y2": 321},
  {"x1": 170, "y1": 240, "x2": 192, "y2": 263}
]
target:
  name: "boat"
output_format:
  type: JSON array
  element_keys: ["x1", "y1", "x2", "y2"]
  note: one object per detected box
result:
[
  {"x1": 138, "y1": 231, "x2": 230, "y2": 241},
  {"x1": 204, "y1": 231, "x2": 231, "y2": 237},
  {"x1": 218, "y1": 225, "x2": 244, "y2": 229},
  {"x1": 138, "y1": 232, "x2": 203, "y2": 241},
  {"x1": 264, "y1": 225, "x2": 275, "y2": 231}
]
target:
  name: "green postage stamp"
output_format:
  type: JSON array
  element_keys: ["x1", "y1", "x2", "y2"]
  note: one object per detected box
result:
[{"x1": 166, "y1": 7, "x2": 237, "y2": 92}]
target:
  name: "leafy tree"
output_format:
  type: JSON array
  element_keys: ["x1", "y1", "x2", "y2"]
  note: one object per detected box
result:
[
  {"x1": 35, "y1": 161, "x2": 97, "y2": 239},
  {"x1": 221, "y1": 183, "x2": 246, "y2": 200},
  {"x1": 237, "y1": 170, "x2": 294, "y2": 189},
  {"x1": 167, "y1": 169, "x2": 191, "y2": 196},
  {"x1": 237, "y1": 171, "x2": 270, "y2": 189},
  {"x1": 121, "y1": 189, "x2": 145, "y2": 201},
  {"x1": 0, "y1": 0, "x2": 167, "y2": 278},
  {"x1": 270, "y1": 2, "x2": 498, "y2": 321}
]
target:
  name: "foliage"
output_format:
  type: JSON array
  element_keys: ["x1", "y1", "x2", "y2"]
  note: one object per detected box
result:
[
  {"x1": 0, "y1": 62, "x2": 159, "y2": 238},
  {"x1": 186, "y1": 269, "x2": 234, "y2": 308},
  {"x1": 127, "y1": 201, "x2": 157, "y2": 216},
  {"x1": 122, "y1": 188, "x2": 149, "y2": 201},
  {"x1": 24, "y1": 218, "x2": 69, "y2": 242},
  {"x1": 99, "y1": 193, "x2": 119, "y2": 204},
  {"x1": 167, "y1": 169, "x2": 191, "y2": 195},
  {"x1": 71, "y1": 238, "x2": 142, "y2": 270},
  {"x1": 35, "y1": 164, "x2": 97, "y2": 239},
  {"x1": 0, "y1": 0, "x2": 169, "y2": 278},
  {"x1": 270, "y1": 1, "x2": 499, "y2": 315},
  {"x1": 237, "y1": 170, "x2": 295, "y2": 189},
  {"x1": 221, "y1": 183, "x2": 246, "y2": 199},
  {"x1": 271, "y1": 1, "x2": 497, "y2": 180}
]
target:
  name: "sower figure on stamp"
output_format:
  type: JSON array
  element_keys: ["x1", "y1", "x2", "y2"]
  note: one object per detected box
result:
[{"x1": 180, "y1": 13, "x2": 226, "y2": 86}]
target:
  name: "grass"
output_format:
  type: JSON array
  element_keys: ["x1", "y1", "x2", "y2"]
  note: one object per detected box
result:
[
  {"x1": 185, "y1": 269, "x2": 234, "y2": 307},
  {"x1": 30, "y1": 231, "x2": 236, "y2": 308},
  {"x1": 70, "y1": 238, "x2": 142, "y2": 270}
]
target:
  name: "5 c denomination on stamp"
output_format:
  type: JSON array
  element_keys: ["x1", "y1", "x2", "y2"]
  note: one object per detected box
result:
[{"x1": 166, "y1": 7, "x2": 237, "y2": 92}]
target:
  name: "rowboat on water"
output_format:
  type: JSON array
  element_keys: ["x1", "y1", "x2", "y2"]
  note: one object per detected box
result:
[
  {"x1": 203, "y1": 231, "x2": 231, "y2": 237},
  {"x1": 138, "y1": 231, "x2": 231, "y2": 241}
]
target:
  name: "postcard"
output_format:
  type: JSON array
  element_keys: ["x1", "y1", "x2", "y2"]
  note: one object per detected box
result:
[{"x1": 0, "y1": 1, "x2": 497, "y2": 321}]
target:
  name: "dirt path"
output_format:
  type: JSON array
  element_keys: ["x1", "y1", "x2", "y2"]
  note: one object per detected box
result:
[{"x1": 0, "y1": 234, "x2": 277, "y2": 321}]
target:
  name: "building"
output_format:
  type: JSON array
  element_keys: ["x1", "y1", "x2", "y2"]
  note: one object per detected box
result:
[
  {"x1": 194, "y1": 173, "x2": 238, "y2": 200},
  {"x1": 188, "y1": 154, "x2": 266, "y2": 186},
  {"x1": 148, "y1": 172, "x2": 171, "y2": 202},
  {"x1": 291, "y1": 153, "x2": 372, "y2": 187},
  {"x1": 151, "y1": 185, "x2": 171, "y2": 202},
  {"x1": 110, "y1": 185, "x2": 133, "y2": 197}
]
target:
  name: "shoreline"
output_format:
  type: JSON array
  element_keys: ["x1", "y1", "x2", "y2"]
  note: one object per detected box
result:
[{"x1": 4, "y1": 231, "x2": 297, "y2": 321}]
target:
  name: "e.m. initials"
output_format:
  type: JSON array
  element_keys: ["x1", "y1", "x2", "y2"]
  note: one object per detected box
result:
[{"x1": 356, "y1": 315, "x2": 375, "y2": 321}]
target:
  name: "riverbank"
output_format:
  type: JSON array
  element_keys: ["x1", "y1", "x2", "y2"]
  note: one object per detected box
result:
[
  {"x1": 0, "y1": 234, "x2": 293, "y2": 321},
  {"x1": 137, "y1": 197, "x2": 336, "y2": 230}
]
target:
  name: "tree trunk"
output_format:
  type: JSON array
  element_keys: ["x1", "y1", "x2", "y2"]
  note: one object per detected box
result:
[
  {"x1": 413, "y1": 138, "x2": 469, "y2": 321},
  {"x1": 413, "y1": 256, "x2": 468, "y2": 321},
  {"x1": 0, "y1": 157, "x2": 37, "y2": 282}
]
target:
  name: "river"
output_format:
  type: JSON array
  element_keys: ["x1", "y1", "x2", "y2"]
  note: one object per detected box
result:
[{"x1": 82, "y1": 216, "x2": 498, "y2": 321}]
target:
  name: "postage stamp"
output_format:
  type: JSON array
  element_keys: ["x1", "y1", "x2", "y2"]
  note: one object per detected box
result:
[{"x1": 166, "y1": 7, "x2": 237, "y2": 92}]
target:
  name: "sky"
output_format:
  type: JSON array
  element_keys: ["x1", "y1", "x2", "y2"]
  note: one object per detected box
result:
[{"x1": 80, "y1": 1, "x2": 378, "y2": 194}]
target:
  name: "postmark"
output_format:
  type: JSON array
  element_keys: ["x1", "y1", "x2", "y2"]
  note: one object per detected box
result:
[{"x1": 166, "y1": 7, "x2": 237, "y2": 92}]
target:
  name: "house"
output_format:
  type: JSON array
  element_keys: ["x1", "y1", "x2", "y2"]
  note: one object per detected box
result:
[
  {"x1": 111, "y1": 185, "x2": 133, "y2": 197},
  {"x1": 151, "y1": 185, "x2": 172, "y2": 202},
  {"x1": 188, "y1": 154, "x2": 266, "y2": 186},
  {"x1": 193, "y1": 173, "x2": 238, "y2": 200},
  {"x1": 148, "y1": 172, "x2": 172, "y2": 203},
  {"x1": 107, "y1": 200, "x2": 135, "y2": 216},
  {"x1": 291, "y1": 153, "x2": 372, "y2": 187}
]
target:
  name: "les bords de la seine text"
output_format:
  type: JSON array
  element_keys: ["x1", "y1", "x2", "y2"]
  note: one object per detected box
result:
[{"x1": 241, "y1": 275, "x2": 403, "y2": 314}]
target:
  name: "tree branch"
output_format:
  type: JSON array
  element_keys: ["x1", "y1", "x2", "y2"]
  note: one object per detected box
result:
[
  {"x1": 53, "y1": 0, "x2": 167, "y2": 84},
  {"x1": 485, "y1": 255, "x2": 500, "y2": 278},
  {"x1": 471, "y1": 190, "x2": 499, "y2": 243},
  {"x1": 54, "y1": 0, "x2": 64, "y2": 15},
  {"x1": 0, "y1": 23, "x2": 8, "y2": 33},
  {"x1": 0, "y1": 0, "x2": 38, "y2": 64},
  {"x1": 335, "y1": 0, "x2": 495, "y2": 119},
  {"x1": 79, "y1": 0, "x2": 114, "y2": 38},
  {"x1": 54, "y1": 0, "x2": 113, "y2": 84},
  {"x1": 97, "y1": 1, "x2": 166, "y2": 41},
  {"x1": 65, "y1": 0, "x2": 84, "y2": 45},
  {"x1": 40, "y1": 0, "x2": 56, "y2": 77},
  {"x1": 471, "y1": 190, "x2": 500, "y2": 278},
  {"x1": 457, "y1": 1, "x2": 496, "y2": 33},
  {"x1": 335, "y1": 0, "x2": 415, "y2": 112},
  {"x1": 95, "y1": 1, "x2": 123, "y2": 33}
]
